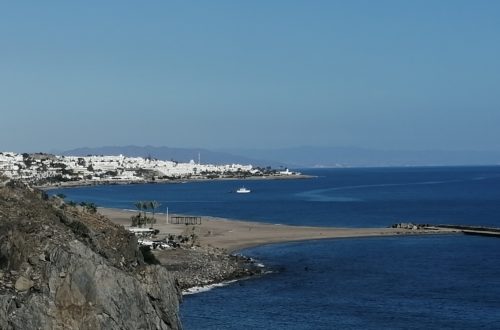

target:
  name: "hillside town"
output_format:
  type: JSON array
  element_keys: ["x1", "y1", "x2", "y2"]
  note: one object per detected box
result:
[{"x1": 0, "y1": 152, "x2": 299, "y2": 186}]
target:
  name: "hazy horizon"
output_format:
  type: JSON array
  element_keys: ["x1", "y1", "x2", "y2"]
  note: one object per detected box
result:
[
  {"x1": 2, "y1": 1, "x2": 500, "y2": 153},
  {"x1": 4, "y1": 144, "x2": 500, "y2": 155}
]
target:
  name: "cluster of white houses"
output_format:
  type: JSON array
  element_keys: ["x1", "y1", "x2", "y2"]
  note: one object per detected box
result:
[{"x1": 0, "y1": 152, "x2": 296, "y2": 185}]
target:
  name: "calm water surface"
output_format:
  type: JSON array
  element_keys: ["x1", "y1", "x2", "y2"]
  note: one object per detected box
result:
[
  {"x1": 182, "y1": 236, "x2": 500, "y2": 329},
  {"x1": 51, "y1": 167, "x2": 500, "y2": 329},
  {"x1": 52, "y1": 166, "x2": 500, "y2": 227}
]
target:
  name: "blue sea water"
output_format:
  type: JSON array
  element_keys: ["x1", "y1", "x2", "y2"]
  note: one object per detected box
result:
[
  {"x1": 50, "y1": 166, "x2": 500, "y2": 329},
  {"x1": 51, "y1": 166, "x2": 500, "y2": 228},
  {"x1": 182, "y1": 236, "x2": 500, "y2": 330}
]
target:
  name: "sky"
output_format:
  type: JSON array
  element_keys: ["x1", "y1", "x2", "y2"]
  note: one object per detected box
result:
[{"x1": 1, "y1": 1, "x2": 500, "y2": 153}]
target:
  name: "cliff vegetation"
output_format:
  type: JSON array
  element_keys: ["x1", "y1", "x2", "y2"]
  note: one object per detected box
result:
[{"x1": 0, "y1": 177, "x2": 182, "y2": 330}]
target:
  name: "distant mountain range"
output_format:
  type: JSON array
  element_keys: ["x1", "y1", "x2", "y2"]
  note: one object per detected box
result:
[{"x1": 62, "y1": 145, "x2": 500, "y2": 168}]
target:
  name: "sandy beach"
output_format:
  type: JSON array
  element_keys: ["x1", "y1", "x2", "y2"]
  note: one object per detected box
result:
[{"x1": 98, "y1": 207, "x2": 457, "y2": 253}]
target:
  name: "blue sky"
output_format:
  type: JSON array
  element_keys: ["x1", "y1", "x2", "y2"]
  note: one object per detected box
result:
[{"x1": 1, "y1": 1, "x2": 499, "y2": 152}]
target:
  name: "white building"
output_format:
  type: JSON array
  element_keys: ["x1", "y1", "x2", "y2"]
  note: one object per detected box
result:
[{"x1": 0, "y1": 152, "x2": 261, "y2": 184}]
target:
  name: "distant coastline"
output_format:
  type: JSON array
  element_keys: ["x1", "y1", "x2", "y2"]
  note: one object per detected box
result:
[
  {"x1": 37, "y1": 173, "x2": 315, "y2": 190},
  {"x1": 0, "y1": 151, "x2": 309, "y2": 189}
]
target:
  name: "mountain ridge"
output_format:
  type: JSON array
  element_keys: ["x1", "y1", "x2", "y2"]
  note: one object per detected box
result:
[{"x1": 61, "y1": 145, "x2": 281, "y2": 167}]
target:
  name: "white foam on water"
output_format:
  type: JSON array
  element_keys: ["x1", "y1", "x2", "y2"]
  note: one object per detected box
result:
[{"x1": 182, "y1": 279, "x2": 238, "y2": 296}]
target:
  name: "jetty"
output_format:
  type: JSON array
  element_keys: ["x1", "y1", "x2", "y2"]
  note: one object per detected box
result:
[{"x1": 436, "y1": 225, "x2": 500, "y2": 238}]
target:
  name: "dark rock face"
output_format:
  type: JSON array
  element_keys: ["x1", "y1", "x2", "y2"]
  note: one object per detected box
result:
[
  {"x1": 155, "y1": 246, "x2": 264, "y2": 290},
  {"x1": 0, "y1": 179, "x2": 182, "y2": 329}
]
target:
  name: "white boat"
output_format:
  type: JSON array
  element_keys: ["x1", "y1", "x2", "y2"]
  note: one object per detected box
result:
[{"x1": 236, "y1": 187, "x2": 251, "y2": 194}]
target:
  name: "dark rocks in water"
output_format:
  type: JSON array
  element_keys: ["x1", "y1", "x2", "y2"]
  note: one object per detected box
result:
[
  {"x1": 154, "y1": 246, "x2": 265, "y2": 290},
  {"x1": 0, "y1": 179, "x2": 182, "y2": 329}
]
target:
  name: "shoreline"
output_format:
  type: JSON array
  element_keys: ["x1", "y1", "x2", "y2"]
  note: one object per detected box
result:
[
  {"x1": 98, "y1": 207, "x2": 460, "y2": 291},
  {"x1": 36, "y1": 174, "x2": 315, "y2": 190},
  {"x1": 98, "y1": 207, "x2": 459, "y2": 254}
]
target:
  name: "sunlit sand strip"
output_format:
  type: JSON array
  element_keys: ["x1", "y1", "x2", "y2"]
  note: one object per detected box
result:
[{"x1": 98, "y1": 208, "x2": 459, "y2": 253}]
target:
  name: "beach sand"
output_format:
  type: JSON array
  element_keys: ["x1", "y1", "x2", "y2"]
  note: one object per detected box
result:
[{"x1": 98, "y1": 208, "x2": 456, "y2": 253}]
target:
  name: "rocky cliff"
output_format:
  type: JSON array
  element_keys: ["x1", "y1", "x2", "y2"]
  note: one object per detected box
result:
[{"x1": 0, "y1": 179, "x2": 182, "y2": 329}]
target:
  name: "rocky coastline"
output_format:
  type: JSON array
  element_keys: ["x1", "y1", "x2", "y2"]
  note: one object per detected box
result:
[
  {"x1": 98, "y1": 207, "x2": 459, "y2": 296},
  {"x1": 0, "y1": 177, "x2": 267, "y2": 329},
  {"x1": 153, "y1": 245, "x2": 265, "y2": 291},
  {"x1": 0, "y1": 179, "x2": 182, "y2": 329},
  {"x1": 0, "y1": 176, "x2": 459, "y2": 329}
]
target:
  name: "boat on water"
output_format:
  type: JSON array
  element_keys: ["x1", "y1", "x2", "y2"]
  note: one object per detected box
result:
[{"x1": 236, "y1": 187, "x2": 251, "y2": 194}]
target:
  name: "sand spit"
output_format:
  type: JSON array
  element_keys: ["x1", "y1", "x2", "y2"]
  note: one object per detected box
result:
[
  {"x1": 99, "y1": 207, "x2": 458, "y2": 253},
  {"x1": 98, "y1": 207, "x2": 459, "y2": 290}
]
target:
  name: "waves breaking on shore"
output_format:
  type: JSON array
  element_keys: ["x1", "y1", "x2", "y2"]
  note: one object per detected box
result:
[{"x1": 182, "y1": 279, "x2": 239, "y2": 295}]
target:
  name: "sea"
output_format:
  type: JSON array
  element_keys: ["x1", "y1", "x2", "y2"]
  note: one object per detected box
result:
[{"x1": 50, "y1": 166, "x2": 500, "y2": 329}]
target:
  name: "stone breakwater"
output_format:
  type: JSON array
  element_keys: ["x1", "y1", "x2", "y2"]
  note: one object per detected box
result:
[{"x1": 0, "y1": 179, "x2": 182, "y2": 330}]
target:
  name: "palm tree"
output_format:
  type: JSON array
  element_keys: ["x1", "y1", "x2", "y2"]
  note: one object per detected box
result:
[
  {"x1": 87, "y1": 202, "x2": 97, "y2": 214},
  {"x1": 133, "y1": 201, "x2": 143, "y2": 227},
  {"x1": 149, "y1": 200, "x2": 160, "y2": 227},
  {"x1": 134, "y1": 201, "x2": 142, "y2": 216},
  {"x1": 141, "y1": 201, "x2": 149, "y2": 227}
]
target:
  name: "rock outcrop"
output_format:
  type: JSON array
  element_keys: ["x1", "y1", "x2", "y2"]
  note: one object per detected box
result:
[
  {"x1": 155, "y1": 246, "x2": 262, "y2": 290},
  {"x1": 0, "y1": 179, "x2": 182, "y2": 329}
]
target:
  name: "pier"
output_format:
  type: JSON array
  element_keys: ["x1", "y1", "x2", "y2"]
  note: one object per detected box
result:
[{"x1": 436, "y1": 225, "x2": 500, "y2": 238}]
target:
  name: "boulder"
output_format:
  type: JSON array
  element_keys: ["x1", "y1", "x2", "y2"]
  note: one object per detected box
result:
[{"x1": 14, "y1": 276, "x2": 33, "y2": 292}]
